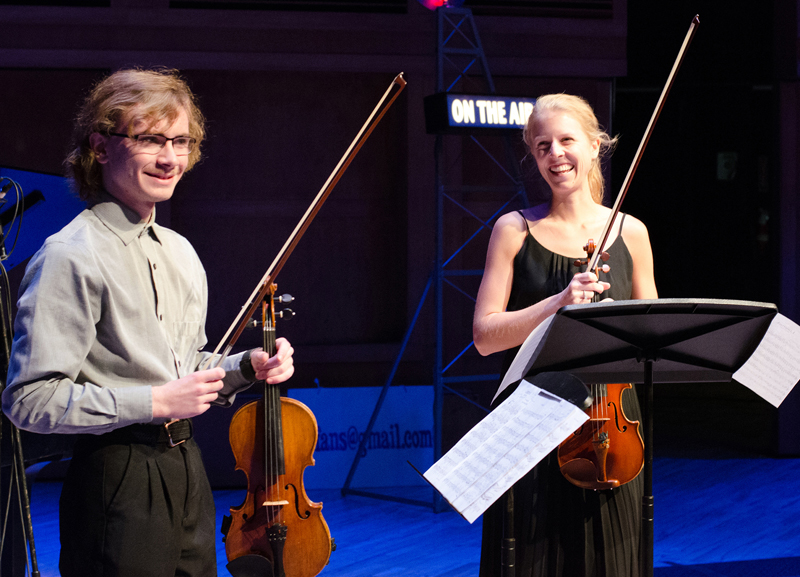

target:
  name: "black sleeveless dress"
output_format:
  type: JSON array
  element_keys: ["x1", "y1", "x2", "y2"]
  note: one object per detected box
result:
[{"x1": 479, "y1": 213, "x2": 643, "y2": 577}]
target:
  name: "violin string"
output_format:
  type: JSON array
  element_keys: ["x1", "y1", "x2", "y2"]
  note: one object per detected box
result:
[
  {"x1": 264, "y1": 300, "x2": 278, "y2": 524},
  {"x1": 263, "y1": 301, "x2": 272, "y2": 518},
  {"x1": 267, "y1": 375, "x2": 275, "y2": 521},
  {"x1": 597, "y1": 384, "x2": 605, "y2": 438},
  {"x1": 272, "y1": 322, "x2": 284, "y2": 524},
  {"x1": 592, "y1": 267, "x2": 609, "y2": 443},
  {"x1": 596, "y1": 383, "x2": 600, "y2": 432},
  {"x1": 267, "y1": 301, "x2": 283, "y2": 525}
]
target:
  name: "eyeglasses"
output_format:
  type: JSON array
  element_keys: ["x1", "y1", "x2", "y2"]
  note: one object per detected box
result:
[{"x1": 108, "y1": 132, "x2": 196, "y2": 155}]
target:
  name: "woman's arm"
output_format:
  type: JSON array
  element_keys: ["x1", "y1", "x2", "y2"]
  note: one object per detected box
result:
[{"x1": 473, "y1": 212, "x2": 608, "y2": 356}]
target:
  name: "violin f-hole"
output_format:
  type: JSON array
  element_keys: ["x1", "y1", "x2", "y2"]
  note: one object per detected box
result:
[
  {"x1": 608, "y1": 400, "x2": 629, "y2": 433},
  {"x1": 286, "y1": 483, "x2": 312, "y2": 519}
]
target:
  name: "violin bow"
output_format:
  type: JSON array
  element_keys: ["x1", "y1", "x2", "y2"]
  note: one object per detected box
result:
[
  {"x1": 588, "y1": 15, "x2": 700, "y2": 272},
  {"x1": 203, "y1": 72, "x2": 407, "y2": 369}
]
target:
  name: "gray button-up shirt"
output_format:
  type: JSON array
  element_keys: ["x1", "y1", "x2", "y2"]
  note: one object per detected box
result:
[{"x1": 2, "y1": 194, "x2": 251, "y2": 435}]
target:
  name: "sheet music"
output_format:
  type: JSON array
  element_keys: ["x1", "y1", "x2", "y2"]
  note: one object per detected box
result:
[
  {"x1": 422, "y1": 379, "x2": 588, "y2": 524},
  {"x1": 493, "y1": 314, "x2": 555, "y2": 403},
  {"x1": 733, "y1": 313, "x2": 800, "y2": 407}
]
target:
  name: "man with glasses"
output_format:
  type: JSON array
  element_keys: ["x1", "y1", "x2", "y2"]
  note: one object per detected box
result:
[{"x1": 2, "y1": 68, "x2": 294, "y2": 576}]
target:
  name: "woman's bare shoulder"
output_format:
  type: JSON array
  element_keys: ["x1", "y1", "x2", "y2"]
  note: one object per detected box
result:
[
  {"x1": 494, "y1": 210, "x2": 527, "y2": 230},
  {"x1": 621, "y1": 213, "x2": 650, "y2": 241},
  {"x1": 487, "y1": 211, "x2": 533, "y2": 260}
]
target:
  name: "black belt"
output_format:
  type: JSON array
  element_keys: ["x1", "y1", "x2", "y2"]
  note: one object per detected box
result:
[{"x1": 97, "y1": 419, "x2": 194, "y2": 448}]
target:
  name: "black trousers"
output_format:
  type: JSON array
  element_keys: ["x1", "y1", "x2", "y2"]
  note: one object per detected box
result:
[{"x1": 59, "y1": 426, "x2": 217, "y2": 577}]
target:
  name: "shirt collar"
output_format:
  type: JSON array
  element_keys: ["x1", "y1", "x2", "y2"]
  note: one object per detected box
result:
[{"x1": 91, "y1": 192, "x2": 161, "y2": 246}]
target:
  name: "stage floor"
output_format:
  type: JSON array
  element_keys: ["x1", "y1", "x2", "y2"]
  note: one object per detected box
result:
[{"x1": 23, "y1": 457, "x2": 800, "y2": 576}]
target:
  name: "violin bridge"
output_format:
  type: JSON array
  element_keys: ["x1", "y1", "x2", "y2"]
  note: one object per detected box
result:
[{"x1": 262, "y1": 499, "x2": 290, "y2": 507}]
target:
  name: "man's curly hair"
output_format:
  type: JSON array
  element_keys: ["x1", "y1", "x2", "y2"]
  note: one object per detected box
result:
[{"x1": 64, "y1": 68, "x2": 206, "y2": 201}]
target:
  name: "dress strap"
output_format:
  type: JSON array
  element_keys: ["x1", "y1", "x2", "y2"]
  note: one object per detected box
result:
[
  {"x1": 517, "y1": 210, "x2": 533, "y2": 235},
  {"x1": 618, "y1": 212, "x2": 627, "y2": 235}
]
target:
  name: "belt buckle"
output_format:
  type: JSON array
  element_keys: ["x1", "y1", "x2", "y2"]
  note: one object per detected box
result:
[{"x1": 164, "y1": 419, "x2": 186, "y2": 448}]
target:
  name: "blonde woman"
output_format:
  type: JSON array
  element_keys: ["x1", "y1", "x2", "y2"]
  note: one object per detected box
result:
[{"x1": 474, "y1": 94, "x2": 657, "y2": 577}]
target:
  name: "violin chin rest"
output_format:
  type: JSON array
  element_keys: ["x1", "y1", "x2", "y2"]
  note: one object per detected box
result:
[
  {"x1": 227, "y1": 554, "x2": 274, "y2": 577},
  {"x1": 560, "y1": 458, "x2": 620, "y2": 490}
]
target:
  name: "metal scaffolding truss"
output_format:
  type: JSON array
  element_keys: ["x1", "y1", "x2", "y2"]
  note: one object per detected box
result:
[
  {"x1": 436, "y1": 6, "x2": 495, "y2": 93},
  {"x1": 342, "y1": 6, "x2": 528, "y2": 511}
]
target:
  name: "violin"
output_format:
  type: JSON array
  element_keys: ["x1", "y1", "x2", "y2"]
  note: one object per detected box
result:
[
  {"x1": 556, "y1": 240, "x2": 644, "y2": 490},
  {"x1": 223, "y1": 285, "x2": 332, "y2": 577},
  {"x1": 207, "y1": 73, "x2": 407, "y2": 575},
  {"x1": 557, "y1": 382, "x2": 643, "y2": 490},
  {"x1": 556, "y1": 15, "x2": 700, "y2": 490}
]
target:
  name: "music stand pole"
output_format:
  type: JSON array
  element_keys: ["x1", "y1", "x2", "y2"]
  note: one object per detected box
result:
[
  {"x1": 642, "y1": 357, "x2": 654, "y2": 577},
  {"x1": 501, "y1": 488, "x2": 515, "y2": 577}
]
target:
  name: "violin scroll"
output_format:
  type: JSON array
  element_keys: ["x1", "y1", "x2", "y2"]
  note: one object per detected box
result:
[{"x1": 573, "y1": 239, "x2": 609, "y2": 269}]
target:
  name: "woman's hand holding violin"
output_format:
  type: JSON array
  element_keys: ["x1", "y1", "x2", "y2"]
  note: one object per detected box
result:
[{"x1": 563, "y1": 266, "x2": 611, "y2": 305}]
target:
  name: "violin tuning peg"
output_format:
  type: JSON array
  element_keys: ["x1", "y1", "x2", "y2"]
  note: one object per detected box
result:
[
  {"x1": 278, "y1": 308, "x2": 295, "y2": 320},
  {"x1": 245, "y1": 318, "x2": 260, "y2": 329},
  {"x1": 600, "y1": 252, "x2": 610, "y2": 262},
  {"x1": 278, "y1": 294, "x2": 294, "y2": 303}
]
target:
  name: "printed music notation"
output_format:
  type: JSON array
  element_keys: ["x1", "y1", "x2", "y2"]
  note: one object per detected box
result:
[
  {"x1": 733, "y1": 313, "x2": 800, "y2": 407},
  {"x1": 420, "y1": 380, "x2": 587, "y2": 524}
]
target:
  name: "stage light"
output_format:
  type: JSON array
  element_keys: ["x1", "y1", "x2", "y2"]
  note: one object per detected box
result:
[{"x1": 417, "y1": 0, "x2": 465, "y2": 9}]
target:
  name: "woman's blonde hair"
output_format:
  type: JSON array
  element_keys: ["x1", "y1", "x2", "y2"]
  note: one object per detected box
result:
[
  {"x1": 65, "y1": 68, "x2": 206, "y2": 201},
  {"x1": 522, "y1": 93, "x2": 617, "y2": 204}
]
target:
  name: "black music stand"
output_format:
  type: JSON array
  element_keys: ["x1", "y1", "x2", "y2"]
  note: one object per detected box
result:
[{"x1": 507, "y1": 298, "x2": 778, "y2": 577}]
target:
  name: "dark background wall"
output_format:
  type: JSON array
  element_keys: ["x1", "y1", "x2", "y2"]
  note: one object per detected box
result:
[{"x1": 1, "y1": 0, "x2": 798, "y2": 483}]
